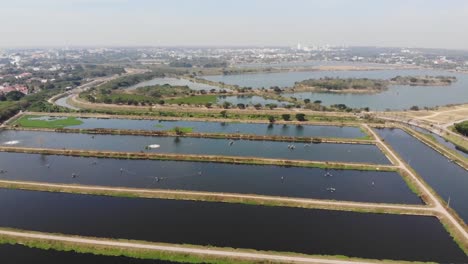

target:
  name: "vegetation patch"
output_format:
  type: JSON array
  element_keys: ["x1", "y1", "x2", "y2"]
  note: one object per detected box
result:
[
  {"x1": 166, "y1": 95, "x2": 217, "y2": 105},
  {"x1": 167, "y1": 126, "x2": 194, "y2": 133},
  {"x1": 453, "y1": 121, "x2": 468, "y2": 137},
  {"x1": 14, "y1": 115, "x2": 83, "y2": 128}
]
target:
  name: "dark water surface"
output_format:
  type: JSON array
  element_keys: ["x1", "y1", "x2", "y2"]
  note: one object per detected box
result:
[
  {"x1": 0, "y1": 130, "x2": 390, "y2": 164},
  {"x1": 375, "y1": 128, "x2": 468, "y2": 223},
  {"x1": 0, "y1": 189, "x2": 465, "y2": 262},
  {"x1": 0, "y1": 152, "x2": 420, "y2": 204}
]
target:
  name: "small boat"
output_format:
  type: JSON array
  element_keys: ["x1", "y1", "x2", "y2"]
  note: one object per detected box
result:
[
  {"x1": 326, "y1": 187, "x2": 336, "y2": 192},
  {"x1": 147, "y1": 144, "x2": 161, "y2": 149}
]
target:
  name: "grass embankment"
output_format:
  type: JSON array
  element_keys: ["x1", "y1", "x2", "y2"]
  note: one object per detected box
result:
[
  {"x1": 0, "y1": 228, "x2": 433, "y2": 264},
  {"x1": 13, "y1": 115, "x2": 83, "y2": 128},
  {"x1": 166, "y1": 95, "x2": 218, "y2": 105},
  {"x1": 0, "y1": 146, "x2": 395, "y2": 171}
]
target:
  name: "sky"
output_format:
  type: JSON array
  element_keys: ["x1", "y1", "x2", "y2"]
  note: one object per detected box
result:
[{"x1": 1, "y1": 0, "x2": 468, "y2": 49}]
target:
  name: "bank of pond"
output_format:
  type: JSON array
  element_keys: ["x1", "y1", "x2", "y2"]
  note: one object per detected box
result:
[
  {"x1": 0, "y1": 152, "x2": 419, "y2": 204},
  {"x1": 0, "y1": 243, "x2": 178, "y2": 264},
  {"x1": 0, "y1": 130, "x2": 390, "y2": 164},
  {"x1": 375, "y1": 128, "x2": 468, "y2": 223},
  {"x1": 0, "y1": 189, "x2": 465, "y2": 263},
  {"x1": 16, "y1": 115, "x2": 367, "y2": 139},
  {"x1": 410, "y1": 125, "x2": 468, "y2": 158}
]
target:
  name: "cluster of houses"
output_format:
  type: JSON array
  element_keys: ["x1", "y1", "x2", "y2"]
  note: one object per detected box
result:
[{"x1": 0, "y1": 84, "x2": 29, "y2": 95}]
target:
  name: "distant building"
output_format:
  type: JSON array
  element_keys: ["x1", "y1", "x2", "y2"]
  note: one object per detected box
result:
[
  {"x1": 15, "y1": 72, "x2": 32, "y2": 79},
  {"x1": 0, "y1": 84, "x2": 28, "y2": 95}
]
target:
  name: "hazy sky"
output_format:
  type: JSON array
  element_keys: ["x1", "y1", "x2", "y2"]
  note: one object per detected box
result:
[{"x1": 1, "y1": 0, "x2": 468, "y2": 49}]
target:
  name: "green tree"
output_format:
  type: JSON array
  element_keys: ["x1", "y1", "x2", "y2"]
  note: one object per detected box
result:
[
  {"x1": 268, "y1": 115, "x2": 275, "y2": 123},
  {"x1": 222, "y1": 101, "x2": 232, "y2": 109},
  {"x1": 237, "y1": 103, "x2": 246, "y2": 109},
  {"x1": 295, "y1": 113, "x2": 306, "y2": 121},
  {"x1": 5, "y1": 91, "x2": 25, "y2": 101},
  {"x1": 281, "y1": 114, "x2": 291, "y2": 121},
  {"x1": 454, "y1": 121, "x2": 468, "y2": 137}
]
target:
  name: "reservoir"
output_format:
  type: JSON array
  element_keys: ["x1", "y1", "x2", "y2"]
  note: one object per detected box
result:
[
  {"x1": 0, "y1": 189, "x2": 465, "y2": 262},
  {"x1": 0, "y1": 152, "x2": 420, "y2": 204},
  {"x1": 375, "y1": 128, "x2": 468, "y2": 223},
  {"x1": 204, "y1": 69, "x2": 468, "y2": 110},
  {"x1": 0, "y1": 130, "x2": 390, "y2": 164}
]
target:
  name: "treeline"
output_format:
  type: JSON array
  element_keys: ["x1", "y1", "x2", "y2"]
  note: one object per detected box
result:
[
  {"x1": 0, "y1": 88, "x2": 71, "y2": 123},
  {"x1": 454, "y1": 121, "x2": 468, "y2": 137},
  {"x1": 85, "y1": 84, "x2": 193, "y2": 106},
  {"x1": 169, "y1": 58, "x2": 228, "y2": 68},
  {"x1": 295, "y1": 77, "x2": 388, "y2": 91}
]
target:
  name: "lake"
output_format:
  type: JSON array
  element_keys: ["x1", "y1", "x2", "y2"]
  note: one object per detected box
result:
[
  {"x1": 126, "y1": 77, "x2": 226, "y2": 91},
  {"x1": 204, "y1": 69, "x2": 468, "y2": 110}
]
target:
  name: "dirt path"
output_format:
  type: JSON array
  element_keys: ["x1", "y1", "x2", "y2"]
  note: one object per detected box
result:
[{"x1": 0, "y1": 228, "x2": 400, "y2": 264}]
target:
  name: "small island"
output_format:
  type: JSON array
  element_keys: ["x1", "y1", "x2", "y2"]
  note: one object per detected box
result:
[
  {"x1": 291, "y1": 75, "x2": 457, "y2": 94},
  {"x1": 389, "y1": 75, "x2": 456, "y2": 86}
]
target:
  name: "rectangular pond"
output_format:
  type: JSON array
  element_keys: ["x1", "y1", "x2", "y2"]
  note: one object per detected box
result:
[
  {"x1": 0, "y1": 189, "x2": 465, "y2": 262},
  {"x1": 0, "y1": 152, "x2": 420, "y2": 204},
  {"x1": 23, "y1": 116, "x2": 367, "y2": 139},
  {"x1": 375, "y1": 128, "x2": 468, "y2": 223},
  {"x1": 0, "y1": 130, "x2": 390, "y2": 164},
  {"x1": 0, "y1": 244, "x2": 173, "y2": 264}
]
